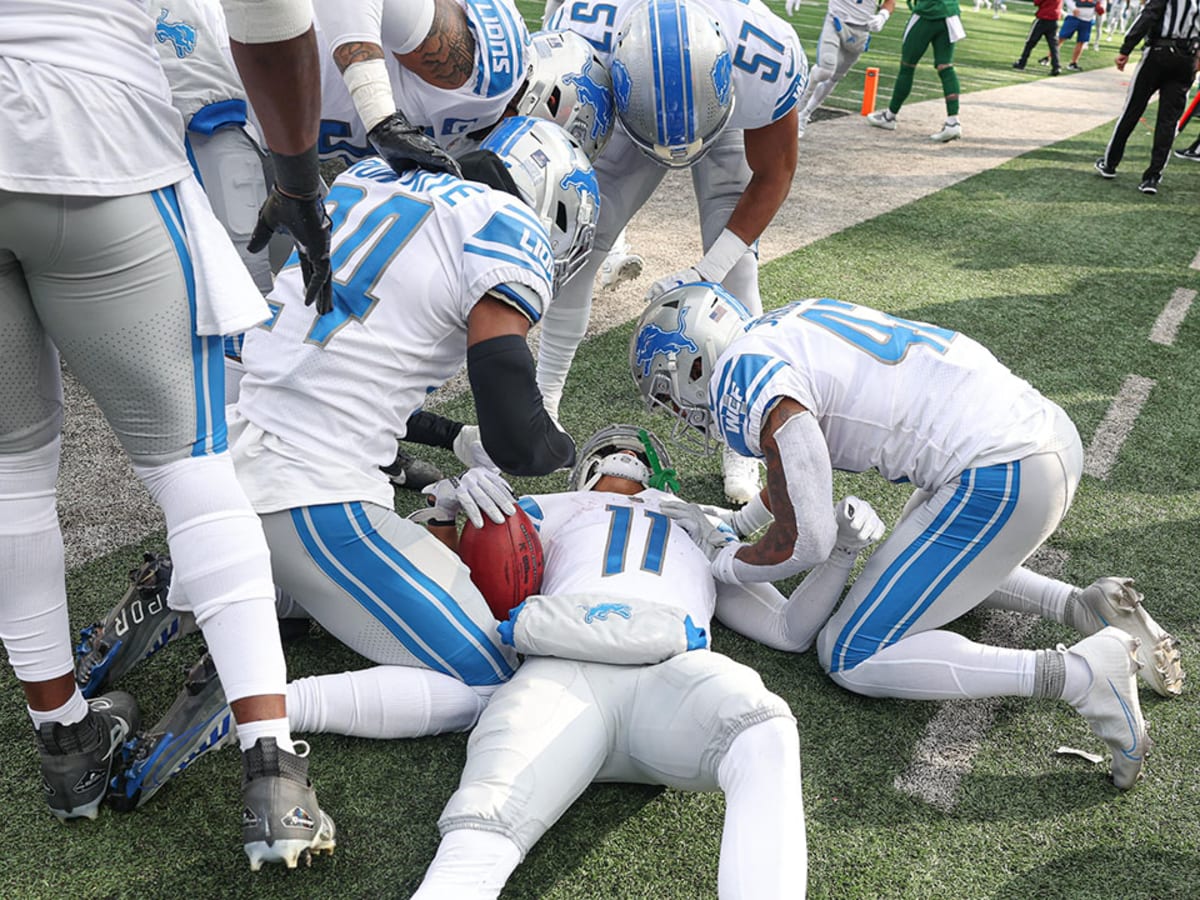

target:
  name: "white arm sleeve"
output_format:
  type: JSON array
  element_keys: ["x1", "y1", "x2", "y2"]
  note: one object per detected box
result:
[
  {"x1": 221, "y1": 0, "x2": 313, "y2": 44},
  {"x1": 313, "y1": 0, "x2": 433, "y2": 53},
  {"x1": 716, "y1": 549, "x2": 856, "y2": 652},
  {"x1": 711, "y1": 412, "x2": 837, "y2": 584}
]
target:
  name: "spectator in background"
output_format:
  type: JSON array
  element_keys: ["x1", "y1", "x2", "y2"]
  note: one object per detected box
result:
[
  {"x1": 1040, "y1": 0, "x2": 1106, "y2": 68},
  {"x1": 865, "y1": 0, "x2": 967, "y2": 141},
  {"x1": 1013, "y1": 0, "x2": 1065, "y2": 74},
  {"x1": 1094, "y1": 0, "x2": 1200, "y2": 193}
]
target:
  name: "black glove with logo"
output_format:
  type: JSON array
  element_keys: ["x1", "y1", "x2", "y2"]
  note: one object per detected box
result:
[{"x1": 368, "y1": 111, "x2": 462, "y2": 178}]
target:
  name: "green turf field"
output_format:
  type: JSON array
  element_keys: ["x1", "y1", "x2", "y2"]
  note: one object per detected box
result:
[{"x1": 4, "y1": 6, "x2": 1198, "y2": 899}]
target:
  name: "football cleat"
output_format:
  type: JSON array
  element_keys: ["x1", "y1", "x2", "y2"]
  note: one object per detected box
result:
[
  {"x1": 1074, "y1": 578, "x2": 1183, "y2": 697},
  {"x1": 1064, "y1": 627, "x2": 1150, "y2": 790},
  {"x1": 865, "y1": 110, "x2": 897, "y2": 131},
  {"x1": 598, "y1": 249, "x2": 645, "y2": 291},
  {"x1": 722, "y1": 448, "x2": 761, "y2": 506},
  {"x1": 382, "y1": 443, "x2": 444, "y2": 492},
  {"x1": 108, "y1": 651, "x2": 235, "y2": 812},
  {"x1": 1138, "y1": 176, "x2": 1161, "y2": 195},
  {"x1": 1173, "y1": 146, "x2": 1200, "y2": 161},
  {"x1": 75, "y1": 552, "x2": 197, "y2": 698},
  {"x1": 1094, "y1": 158, "x2": 1117, "y2": 179},
  {"x1": 36, "y1": 691, "x2": 140, "y2": 821},
  {"x1": 929, "y1": 122, "x2": 962, "y2": 143},
  {"x1": 1067, "y1": 62, "x2": 1082, "y2": 71},
  {"x1": 242, "y1": 738, "x2": 336, "y2": 871}
]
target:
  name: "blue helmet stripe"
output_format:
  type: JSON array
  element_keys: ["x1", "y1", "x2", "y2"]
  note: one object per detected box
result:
[
  {"x1": 483, "y1": 114, "x2": 537, "y2": 159},
  {"x1": 679, "y1": 0, "x2": 695, "y2": 144},
  {"x1": 650, "y1": 0, "x2": 690, "y2": 147}
]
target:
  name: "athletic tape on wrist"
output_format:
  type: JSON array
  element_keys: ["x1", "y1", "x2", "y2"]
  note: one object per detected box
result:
[
  {"x1": 344, "y1": 59, "x2": 395, "y2": 133},
  {"x1": 697, "y1": 228, "x2": 750, "y2": 283}
]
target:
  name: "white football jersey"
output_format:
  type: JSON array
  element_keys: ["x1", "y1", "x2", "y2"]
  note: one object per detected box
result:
[
  {"x1": 315, "y1": 0, "x2": 530, "y2": 165},
  {"x1": 709, "y1": 299, "x2": 1057, "y2": 490},
  {"x1": 0, "y1": 0, "x2": 189, "y2": 194},
  {"x1": 519, "y1": 488, "x2": 718, "y2": 629},
  {"x1": 146, "y1": 0, "x2": 249, "y2": 127},
  {"x1": 826, "y1": 0, "x2": 882, "y2": 25},
  {"x1": 231, "y1": 159, "x2": 554, "y2": 513},
  {"x1": 549, "y1": 0, "x2": 805, "y2": 131}
]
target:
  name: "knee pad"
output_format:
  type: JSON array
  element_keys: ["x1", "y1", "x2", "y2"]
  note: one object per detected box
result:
[{"x1": 134, "y1": 454, "x2": 274, "y2": 625}]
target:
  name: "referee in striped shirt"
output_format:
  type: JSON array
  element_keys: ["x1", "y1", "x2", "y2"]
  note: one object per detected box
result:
[{"x1": 1094, "y1": 0, "x2": 1200, "y2": 193}]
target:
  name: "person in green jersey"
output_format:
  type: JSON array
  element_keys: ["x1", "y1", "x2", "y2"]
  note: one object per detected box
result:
[{"x1": 866, "y1": 0, "x2": 967, "y2": 141}]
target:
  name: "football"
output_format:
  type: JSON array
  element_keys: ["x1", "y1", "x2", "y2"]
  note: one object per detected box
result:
[{"x1": 458, "y1": 507, "x2": 545, "y2": 620}]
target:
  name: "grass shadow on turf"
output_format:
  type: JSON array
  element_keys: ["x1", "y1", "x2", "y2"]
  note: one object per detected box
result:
[{"x1": 991, "y1": 847, "x2": 1200, "y2": 900}]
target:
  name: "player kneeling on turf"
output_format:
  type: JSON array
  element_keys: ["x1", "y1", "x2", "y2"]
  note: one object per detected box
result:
[
  {"x1": 632, "y1": 284, "x2": 1184, "y2": 791},
  {"x1": 412, "y1": 424, "x2": 886, "y2": 899}
]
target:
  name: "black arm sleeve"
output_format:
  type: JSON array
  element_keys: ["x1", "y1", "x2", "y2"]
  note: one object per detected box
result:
[
  {"x1": 1121, "y1": 0, "x2": 1164, "y2": 53},
  {"x1": 403, "y1": 410, "x2": 464, "y2": 450},
  {"x1": 466, "y1": 334, "x2": 576, "y2": 476}
]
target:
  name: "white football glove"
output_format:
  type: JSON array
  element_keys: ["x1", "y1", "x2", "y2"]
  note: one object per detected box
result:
[
  {"x1": 867, "y1": 9, "x2": 891, "y2": 31},
  {"x1": 786, "y1": 0, "x2": 803, "y2": 14},
  {"x1": 659, "y1": 499, "x2": 740, "y2": 561},
  {"x1": 697, "y1": 492, "x2": 773, "y2": 538},
  {"x1": 421, "y1": 467, "x2": 517, "y2": 529},
  {"x1": 645, "y1": 266, "x2": 705, "y2": 303},
  {"x1": 833, "y1": 496, "x2": 885, "y2": 554},
  {"x1": 452, "y1": 425, "x2": 500, "y2": 472}
]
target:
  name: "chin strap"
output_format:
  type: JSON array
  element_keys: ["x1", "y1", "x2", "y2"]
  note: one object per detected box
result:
[{"x1": 638, "y1": 429, "x2": 680, "y2": 494}]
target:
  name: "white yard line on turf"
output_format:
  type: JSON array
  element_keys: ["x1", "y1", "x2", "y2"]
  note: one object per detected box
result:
[
  {"x1": 1082, "y1": 374, "x2": 1156, "y2": 481},
  {"x1": 1149, "y1": 287, "x2": 1195, "y2": 346}
]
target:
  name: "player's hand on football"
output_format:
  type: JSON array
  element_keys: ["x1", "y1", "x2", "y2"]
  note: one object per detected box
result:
[
  {"x1": 785, "y1": 0, "x2": 802, "y2": 14},
  {"x1": 369, "y1": 112, "x2": 462, "y2": 178},
  {"x1": 659, "y1": 499, "x2": 739, "y2": 560},
  {"x1": 424, "y1": 469, "x2": 517, "y2": 529},
  {"x1": 867, "y1": 9, "x2": 891, "y2": 31},
  {"x1": 247, "y1": 187, "x2": 333, "y2": 314},
  {"x1": 452, "y1": 425, "x2": 501, "y2": 472},
  {"x1": 645, "y1": 266, "x2": 705, "y2": 303},
  {"x1": 833, "y1": 495, "x2": 885, "y2": 554}
]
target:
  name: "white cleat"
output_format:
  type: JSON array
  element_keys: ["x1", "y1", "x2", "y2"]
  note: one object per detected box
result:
[
  {"x1": 722, "y1": 447, "x2": 761, "y2": 506},
  {"x1": 797, "y1": 113, "x2": 810, "y2": 139},
  {"x1": 1064, "y1": 627, "x2": 1151, "y2": 790},
  {"x1": 1076, "y1": 577, "x2": 1183, "y2": 698},
  {"x1": 929, "y1": 122, "x2": 962, "y2": 143},
  {"x1": 865, "y1": 110, "x2": 897, "y2": 131},
  {"x1": 597, "y1": 251, "x2": 644, "y2": 290}
]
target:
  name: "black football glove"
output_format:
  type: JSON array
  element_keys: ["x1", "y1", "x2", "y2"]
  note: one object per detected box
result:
[
  {"x1": 368, "y1": 112, "x2": 462, "y2": 178},
  {"x1": 249, "y1": 146, "x2": 333, "y2": 315}
]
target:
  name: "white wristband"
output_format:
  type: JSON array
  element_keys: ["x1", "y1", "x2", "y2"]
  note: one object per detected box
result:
[
  {"x1": 222, "y1": 0, "x2": 313, "y2": 43},
  {"x1": 696, "y1": 228, "x2": 750, "y2": 283},
  {"x1": 731, "y1": 490, "x2": 773, "y2": 536},
  {"x1": 878, "y1": 8, "x2": 891, "y2": 20},
  {"x1": 711, "y1": 541, "x2": 746, "y2": 584},
  {"x1": 343, "y1": 58, "x2": 395, "y2": 133}
]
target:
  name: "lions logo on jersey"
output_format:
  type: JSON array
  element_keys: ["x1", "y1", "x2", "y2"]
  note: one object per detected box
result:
[
  {"x1": 583, "y1": 602, "x2": 633, "y2": 623},
  {"x1": 155, "y1": 8, "x2": 197, "y2": 58},
  {"x1": 564, "y1": 59, "x2": 616, "y2": 141},
  {"x1": 633, "y1": 306, "x2": 699, "y2": 378}
]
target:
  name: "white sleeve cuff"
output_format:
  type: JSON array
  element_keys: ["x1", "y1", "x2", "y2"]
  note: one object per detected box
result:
[{"x1": 222, "y1": 0, "x2": 313, "y2": 44}]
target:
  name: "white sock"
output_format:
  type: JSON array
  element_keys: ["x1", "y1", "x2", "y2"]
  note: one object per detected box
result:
[
  {"x1": 983, "y1": 567, "x2": 1076, "y2": 626},
  {"x1": 28, "y1": 689, "x2": 89, "y2": 730},
  {"x1": 235, "y1": 716, "x2": 294, "y2": 754},
  {"x1": 946, "y1": 116, "x2": 960, "y2": 126},
  {"x1": 287, "y1": 666, "x2": 488, "y2": 739},
  {"x1": 716, "y1": 718, "x2": 806, "y2": 899},
  {"x1": 830, "y1": 630, "x2": 1040, "y2": 699},
  {"x1": 412, "y1": 829, "x2": 522, "y2": 900}
]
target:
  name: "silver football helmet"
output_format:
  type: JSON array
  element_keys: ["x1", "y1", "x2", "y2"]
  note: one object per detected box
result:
[
  {"x1": 629, "y1": 282, "x2": 751, "y2": 452},
  {"x1": 568, "y1": 424, "x2": 677, "y2": 492},
  {"x1": 515, "y1": 30, "x2": 617, "y2": 161},
  {"x1": 480, "y1": 116, "x2": 600, "y2": 285},
  {"x1": 610, "y1": 0, "x2": 734, "y2": 168}
]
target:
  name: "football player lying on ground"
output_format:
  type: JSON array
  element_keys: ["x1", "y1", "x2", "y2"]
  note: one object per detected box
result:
[
  {"x1": 73, "y1": 117, "x2": 595, "y2": 809},
  {"x1": 633, "y1": 284, "x2": 1185, "y2": 790},
  {"x1": 538, "y1": 0, "x2": 808, "y2": 506},
  {"x1": 411, "y1": 424, "x2": 887, "y2": 899}
]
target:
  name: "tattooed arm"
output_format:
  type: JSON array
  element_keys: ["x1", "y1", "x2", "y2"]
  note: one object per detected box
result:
[
  {"x1": 710, "y1": 398, "x2": 838, "y2": 584},
  {"x1": 393, "y1": 0, "x2": 476, "y2": 90}
]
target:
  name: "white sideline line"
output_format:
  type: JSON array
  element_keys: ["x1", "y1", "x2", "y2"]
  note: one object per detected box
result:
[
  {"x1": 894, "y1": 548, "x2": 1068, "y2": 811},
  {"x1": 1082, "y1": 375, "x2": 1156, "y2": 481},
  {"x1": 1149, "y1": 288, "x2": 1195, "y2": 346}
]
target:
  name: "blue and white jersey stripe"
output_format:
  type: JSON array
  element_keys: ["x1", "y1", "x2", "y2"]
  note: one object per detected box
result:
[
  {"x1": 292, "y1": 503, "x2": 515, "y2": 685},
  {"x1": 150, "y1": 184, "x2": 226, "y2": 458},
  {"x1": 466, "y1": 0, "x2": 530, "y2": 99},
  {"x1": 710, "y1": 352, "x2": 790, "y2": 458},
  {"x1": 829, "y1": 462, "x2": 1022, "y2": 672}
]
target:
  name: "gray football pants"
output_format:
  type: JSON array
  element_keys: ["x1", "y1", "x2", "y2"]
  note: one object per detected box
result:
[
  {"x1": 0, "y1": 187, "x2": 224, "y2": 461},
  {"x1": 535, "y1": 126, "x2": 760, "y2": 415}
]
